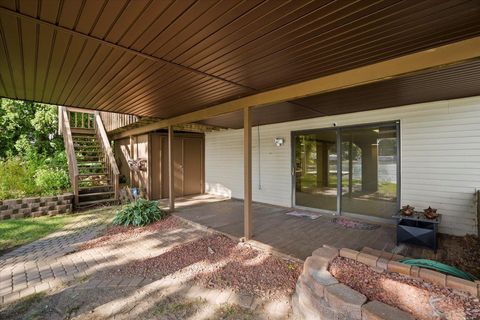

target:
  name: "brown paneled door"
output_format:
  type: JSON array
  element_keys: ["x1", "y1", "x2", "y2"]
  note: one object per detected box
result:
[
  {"x1": 156, "y1": 135, "x2": 203, "y2": 199},
  {"x1": 183, "y1": 138, "x2": 203, "y2": 195}
]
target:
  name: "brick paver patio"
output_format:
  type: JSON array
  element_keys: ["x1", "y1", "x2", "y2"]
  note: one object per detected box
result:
[
  {"x1": 1, "y1": 207, "x2": 289, "y2": 319},
  {"x1": 0, "y1": 211, "x2": 207, "y2": 305}
]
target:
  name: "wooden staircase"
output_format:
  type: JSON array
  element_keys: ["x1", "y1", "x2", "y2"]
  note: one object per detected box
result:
[
  {"x1": 73, "y1": 132, "x2": 116, "y2": 208},
  {"x1": 59, "y1": 107, "x2": 120, "y2": 209}
]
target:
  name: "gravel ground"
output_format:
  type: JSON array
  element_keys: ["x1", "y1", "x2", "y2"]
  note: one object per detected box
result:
[
  {"x1": 78, "y1": 216, "x2": 182, "y2": 251},
  {"x1": 109, "y1": 234, "x2": 302, "y2": 299},
  {"x1": 330, "y1": 257, "x2": 480, "y2": 320}
]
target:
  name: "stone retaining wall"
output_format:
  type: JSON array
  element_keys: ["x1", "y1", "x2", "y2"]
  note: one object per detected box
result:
[
  {"x1": 292, "y1": 245, "x2": 480, "y2": 319},
  {"x1": 0, "y1": 193, "x2": 73, "y2": 220}
]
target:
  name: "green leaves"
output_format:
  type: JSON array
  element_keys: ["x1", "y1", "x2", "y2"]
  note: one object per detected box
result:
[
  {"x1": 112, "y1": 199, "x2": 168, "y2": 227},
  {"x1": 0, "y1": 98, "x2": 63, "y2": 159},
  {"x1": 0, "y1": 98, "x2": 70, "y2": 200},
  {"x1": 0, "y1": 157, "x2": 70, "y2": 200}
]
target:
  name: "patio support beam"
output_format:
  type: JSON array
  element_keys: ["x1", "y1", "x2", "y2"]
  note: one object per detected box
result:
[
  {"x1": 168, "y1": 125, "x2": 175, "y2": 212},
  {"x1": 244, "y1": 106, "x2": 252, "y2": 240},
  {"x1": 129, "y1": 136, "x2": 134, "y2": 186},
  {"x1": 111, "y1": 36, "x2": 480, "y2": 140}
]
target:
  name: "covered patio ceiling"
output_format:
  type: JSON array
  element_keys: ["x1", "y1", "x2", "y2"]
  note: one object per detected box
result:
[
  {"x1": 201, "y1": 59, "x2": 480, "y2": 128},
  {"x1": 1, "y1": 0, "x2": 480, "y2": 129}
]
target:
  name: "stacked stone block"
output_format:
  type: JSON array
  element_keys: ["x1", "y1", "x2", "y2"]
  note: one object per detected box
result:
[
  {"x1": 292, "y1": 245, "x2": 415, "y2": 320},
  {"x1": 0, "y1": 193, "x2": 73, "y2": 220},
  {"x1": 294, "y1": 245, "x2": 480, "y2": 319}
]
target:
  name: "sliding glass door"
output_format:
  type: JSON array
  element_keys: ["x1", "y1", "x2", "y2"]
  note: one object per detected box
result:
[
  {"x1": 340, "y1": 124, "x2": 398, "y2": 219},
  {"x1": 294, "y1": 122, "x2": 399, "y2": 219},
  {"x1": 294, "y1": 130, "x2": 338, "y2": 212}
]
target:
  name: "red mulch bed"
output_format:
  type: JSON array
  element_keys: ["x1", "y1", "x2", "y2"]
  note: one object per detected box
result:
[
  {"x1": 330, "y1": 257, "x2": 480, "y2": 320},
  {"x1": 78, "y1": 216, "x2": 182, "y2": 251},
  {"x1": 439, "y1": 234, "x2": 480, "y2": 279},
  {"x1": 111, "y1": 234, "x2": 302, "y2": 299}
]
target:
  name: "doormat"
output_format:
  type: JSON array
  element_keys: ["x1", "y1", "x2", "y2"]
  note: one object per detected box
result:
[
  {"x1": 286, "y1": 210, "x2": 322, "y2": 220},
  {"x1": 331, "y1": 217, "x2": 380, "y2": 230}
]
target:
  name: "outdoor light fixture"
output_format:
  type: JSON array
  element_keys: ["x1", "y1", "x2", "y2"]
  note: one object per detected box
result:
[{"x1": 274, "y1": 137, "x2": 285, "y2": 146}]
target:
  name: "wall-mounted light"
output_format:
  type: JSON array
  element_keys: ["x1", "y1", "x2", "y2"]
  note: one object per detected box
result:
[{"x1": 274, "y1": 137, "x2": 285, "y2": 147}]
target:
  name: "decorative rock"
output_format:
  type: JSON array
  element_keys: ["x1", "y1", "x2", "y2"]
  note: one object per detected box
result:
[
  {"x1": 313, "y1": 246, "x2": 339, "y2": 262},
  {"x1": 325, "y1": 284, "x2": 367, "y2": 320},
  {"x1": 419, "y1": 268, "x2": 446, "y2": 287},
  {"x1": 340, "y1": 248, "x2": 360, "y2": 260},
  {"x1": 357, "y1": 252, "x2": 379, "y2": 267},
  {"x1": 446, "y1": 275, "x2": 477, "y2": 296},
  {"x1": 387, "y1": 260, "x2": 411, "y2": 276},
  {"x1": 362, "y1": 300, "x2": 414, "y2": 320}
]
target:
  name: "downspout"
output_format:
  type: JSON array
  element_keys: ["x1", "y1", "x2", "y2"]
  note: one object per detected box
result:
[{"x1": 257, "y1": 125, "x2": 262, "y2": 190}]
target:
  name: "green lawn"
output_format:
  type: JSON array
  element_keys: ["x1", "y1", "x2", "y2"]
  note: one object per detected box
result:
[
  {"x1": 0, "y1": 214, "x2": 78, "y2": 253},
  {"x1": 299, "y1": 173, "x2": 397, "y2": 198},
  {"x1": 0, "y1": 207, "x2": 117, "y2": 254}
]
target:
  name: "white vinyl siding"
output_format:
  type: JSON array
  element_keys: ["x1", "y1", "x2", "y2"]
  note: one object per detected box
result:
[{"x1": 205, "y1": 96, "x2": 480, "y2": 236}]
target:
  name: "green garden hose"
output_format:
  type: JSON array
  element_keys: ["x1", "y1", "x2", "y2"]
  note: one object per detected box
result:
[{"x1": 400, "y1": 258, "x2": 477, "y2": 282}]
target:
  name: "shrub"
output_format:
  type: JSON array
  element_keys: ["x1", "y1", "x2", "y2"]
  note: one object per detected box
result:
[
  {"x1": 113, "y1": 199, "x2": 168, "y2": 227},
  {"x1": 0, "y1": 154, "x2": 70, "y2": 200},
  {"x1": 0, "y1": 158, "x2": 37, "y2": 199},
  {"x1": 34, "y1": 168, "x2": 70, "y2": 195}
]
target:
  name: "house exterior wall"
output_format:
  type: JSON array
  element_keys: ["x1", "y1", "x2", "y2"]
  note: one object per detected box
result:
[{"x1": 205, "y1": 96, "x2": 480, "y2": 236}]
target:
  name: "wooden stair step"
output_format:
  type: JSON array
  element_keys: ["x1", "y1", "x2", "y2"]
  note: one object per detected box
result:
[
  {"x1": 79, "y1": 185, "x2": 113, "y2": 191},
  {"x1": 79, "y1": 179, "x2": 109, "y2": 183},
  {"x1": 77, "y1": 198, "x2": 117, "y2": 207},
  {"x1": 75, "y1": 146, "x2": 101, "y2": 149},
  {"x1": 77, "y1": 164, "x2": 104, "y2": 168},
  {"x1": 77, "y1": 156, "x2": 103, "y2": 160},
  {"x1": 78, "y1": 191, "x2": 115, "y2": 198},
  {"x1": 76, "y1": 152, "x2": 102, "y2": 156},
  {"x1": 78, "y1": 173, "x2": 108, "y2": 177},
  {"x1": 76, "y1": 150, "x2": 102, "y2": 153},
  {"x1": 78, "y1": 168, "x2": 106, "y2": 172}
]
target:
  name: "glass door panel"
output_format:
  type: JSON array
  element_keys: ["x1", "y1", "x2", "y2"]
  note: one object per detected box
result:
[
  {"x1": 295, "y1": 130, "x2": 338, "y2": 212},
  {"x1": 340, "y1": 125, "x2": 398, "y2": 218}
]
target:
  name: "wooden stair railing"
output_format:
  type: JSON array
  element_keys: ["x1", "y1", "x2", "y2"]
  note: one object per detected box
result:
[
  {"x1": 94, "y1": 111, "x2": 120, "y2": 200},
  {"x1": 59, "y1": 106, "x2": 79, "y2": 205}
]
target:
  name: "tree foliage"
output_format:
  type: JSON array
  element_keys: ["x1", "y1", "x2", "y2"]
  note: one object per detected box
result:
[
  {"x1": 0, "y1": 98, "x2": 69, "y2": 200},
  {"x1": 0, "y1": 98, "x2": 63, "y2": 159}
]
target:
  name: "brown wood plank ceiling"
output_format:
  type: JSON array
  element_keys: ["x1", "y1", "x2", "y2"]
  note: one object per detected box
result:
[
  {"x1": 200, "y1": 59, "x2": 480, "y2": 128},
  {"x1": 0, "y1": 0, "x2": 479, "y2": 128}
]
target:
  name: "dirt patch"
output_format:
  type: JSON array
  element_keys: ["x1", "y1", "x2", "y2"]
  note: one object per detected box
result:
[
  {"x1": 0, "y1": 288, "x2": 263, "y2": 320},
  {"x1": 78, "y1": 216, "x2": 182, "y2": 251},
  {"x1": 0, "y1": 287, "x2": 135, "y2": 320},
  {"x1": 330, "y1": 256, "x2": 480, "y2": 320},
  {"x1": 110, "y1": 234, "x2": 302, "y2": 299},
  {"x1": 149, "y1": 296, "x2": 207, "y2": 319},
  {"x1": 0, "y1": 292, "x2": 46, "y2": 319},
  {"x1": 212, "y1": 304, "x2": 257, "y2": 320}
]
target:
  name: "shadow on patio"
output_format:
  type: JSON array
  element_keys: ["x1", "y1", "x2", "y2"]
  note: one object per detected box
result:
[{"x1": 169, "y1": 195, "x2": 396, "y2": 260}]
